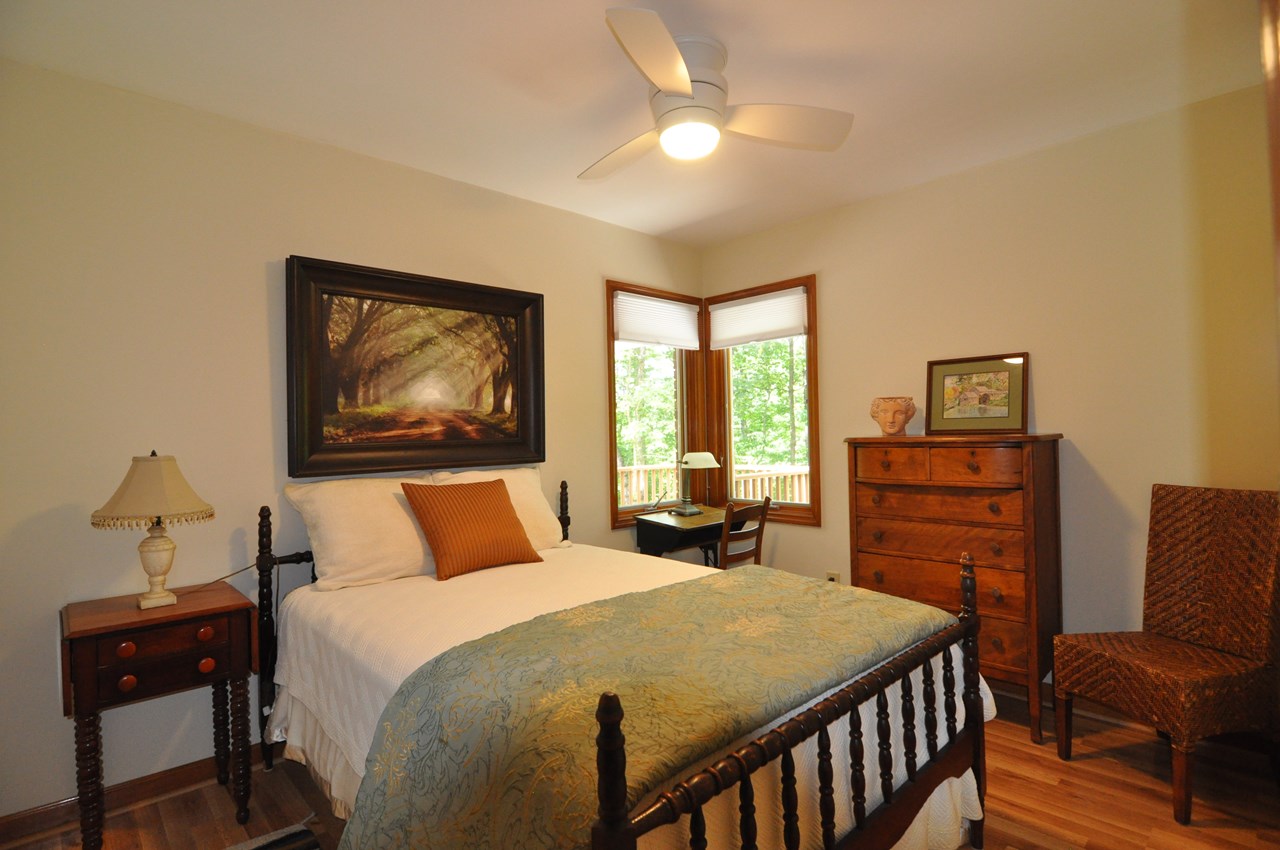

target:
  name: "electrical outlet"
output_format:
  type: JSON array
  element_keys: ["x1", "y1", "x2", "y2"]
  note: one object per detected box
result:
[{"x1": 825, "y1": 571, "x2": 840, "y2": 584}]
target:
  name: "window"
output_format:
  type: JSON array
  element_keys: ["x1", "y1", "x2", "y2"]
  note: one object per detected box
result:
[
  {"x1": 606, "y1": 276, "x2": 819, "y2": 528},
  {"x1": 708, "y1": 278, "x2": 820, "y2": 525},
  {"x1": 606, "y1": 282, "x2": 702, "y2": 526}
]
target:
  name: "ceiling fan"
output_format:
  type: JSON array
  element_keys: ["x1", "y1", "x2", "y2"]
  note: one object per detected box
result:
[{"x1": 579, "y1": 7, "x2": 855, "y2": 180}]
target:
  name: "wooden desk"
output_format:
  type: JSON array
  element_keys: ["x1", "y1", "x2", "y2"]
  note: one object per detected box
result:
[
  {"x1": 60, "y1": 582, "x2": 255, "y2": 850},
  {"x1": 634, "y1": 506, "x2": 726, "y2": 560}
]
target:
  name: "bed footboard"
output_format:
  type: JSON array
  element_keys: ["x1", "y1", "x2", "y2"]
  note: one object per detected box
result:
[{"x1": 592, "y1": 559, "x2": 985, "y2": 850}]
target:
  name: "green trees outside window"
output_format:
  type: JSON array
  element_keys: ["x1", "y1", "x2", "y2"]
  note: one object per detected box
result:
[{"x1": 613, "y1": 342, "x2": 679, "y2": 507}]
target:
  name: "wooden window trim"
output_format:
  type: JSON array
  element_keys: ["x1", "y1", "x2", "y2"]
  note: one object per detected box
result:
[{"x1": 705, "y1": 275, "x2": 821, "y2": 527}]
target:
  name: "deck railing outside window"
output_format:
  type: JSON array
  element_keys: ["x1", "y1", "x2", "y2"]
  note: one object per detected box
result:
[{"x1": 617, "y1": 464, "x2": 810, "y2": 508}]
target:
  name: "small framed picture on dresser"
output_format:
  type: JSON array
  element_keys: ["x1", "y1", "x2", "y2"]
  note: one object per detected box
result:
[{"x1": 925, "y1": 352, "x2": 1029, "y2": 434}]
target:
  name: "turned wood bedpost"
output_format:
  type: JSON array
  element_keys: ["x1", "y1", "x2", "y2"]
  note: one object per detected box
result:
[
  {"x1": 256, "y1": 507, "x2": 277, "y2": 769},
  {"x1": 558, "y1": 479, "x2": 571, "y2": 541},
  {"x1": 254, "y1": 506, "x2": 313, "y2": 771},
  {"x1": 593, "y1": 691, "x2": 634, "y2": 850},
  {"x1": 959, "y1": 552, "x2": 987, "y2": 847}
]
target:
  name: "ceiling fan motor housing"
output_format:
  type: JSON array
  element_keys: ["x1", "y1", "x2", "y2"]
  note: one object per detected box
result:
[{"x1": 650, "y1": 35, "x2": 728, "y2": 132}]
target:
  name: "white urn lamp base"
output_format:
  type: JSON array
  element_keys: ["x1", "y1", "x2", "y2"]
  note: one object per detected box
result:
[{"x1": 136, "y1": 521, "x2": 178, "y2": 609}]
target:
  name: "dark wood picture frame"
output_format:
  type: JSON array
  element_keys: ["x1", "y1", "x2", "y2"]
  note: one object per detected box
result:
[
  {"x1": 925, "y1": 352, "x2": 1029, "y2": 434},
  {"x1": 286, "y1": 256, "x2": 544, "y2": 477}
]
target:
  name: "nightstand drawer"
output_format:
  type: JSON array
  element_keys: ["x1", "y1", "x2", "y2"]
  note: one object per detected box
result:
[
  {"x1": 929, "y1": 447, "x2": 1022, "y2": 484},
  {"x1": 96, "y1": 616, "x2": 229, "y2": 666},
  {"x1": 856, "y1": 484, "x2": 1023, "y2": 526},
  {"x1": 856, "y1": 516, "x2": 1025, "y2": 568},
  {"x1": 858, "y1": 553, "x2": 1026, "y2": 620},
  {"x1": 96, "y1": 647, "x2": 232, "y2": 708},
  {"x1": 855, "y1": 446, "x2": 928, "y2": 480}
]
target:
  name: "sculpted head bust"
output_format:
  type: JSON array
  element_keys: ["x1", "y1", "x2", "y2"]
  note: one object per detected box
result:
[{"x1": 870, "y1": 396, "x2": 917, "y2": 436}]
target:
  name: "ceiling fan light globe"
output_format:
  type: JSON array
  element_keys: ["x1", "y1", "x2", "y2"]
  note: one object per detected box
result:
[{"x1": 660, "y1": 121, "x2": 720, "y2": 160}]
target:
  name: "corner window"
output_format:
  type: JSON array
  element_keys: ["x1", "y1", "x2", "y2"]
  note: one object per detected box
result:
[{"x1": 605, "y1": 276, "x2": 819, "y2": 528}]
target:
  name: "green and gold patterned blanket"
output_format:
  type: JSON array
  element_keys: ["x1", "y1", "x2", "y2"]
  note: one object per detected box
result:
[{"x1": 338, "y1": 564, "x2": 955, "y2": 850}]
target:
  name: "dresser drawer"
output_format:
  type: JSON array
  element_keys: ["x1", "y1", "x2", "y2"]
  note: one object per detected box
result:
[
  {"x1": 857, "y1": 554, "x2": 1026, "y2": 620},
  {"x1": 96, "y1": 647, "x2": 232, "y2": 708},
  {"x1": 978, "y1": 618, "x2": 1029, "y2": 673},
  {"x1": 855, "y1": 446, "x2": 928, "y2": 481},
  {"x1": 856, "y1": 517, "x2": 1025, "y2": 568},
  {"x1": 856, "y1": 484, "x2": 1023, "y2": 527},
  {"x1": 929, "y1": 447, "x2": 1022, "y2": 485},
  {"x1": 96, "y1": 616, "x2": 229, "y2": 666}
]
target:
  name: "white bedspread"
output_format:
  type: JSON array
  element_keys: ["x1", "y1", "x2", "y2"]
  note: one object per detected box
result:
[{"x1": 268, "y1": 545, "x2": 990, "y2": 849}]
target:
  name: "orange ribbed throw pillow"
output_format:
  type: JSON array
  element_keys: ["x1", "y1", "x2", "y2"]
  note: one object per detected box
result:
[{"x1": 401, "y1": 479, "x2": 542, "y2": 580}]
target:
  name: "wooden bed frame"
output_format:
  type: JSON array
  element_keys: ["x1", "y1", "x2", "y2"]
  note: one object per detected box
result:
[{"x1": 253, "y1": 482, "x2": 985, "y2": 850}]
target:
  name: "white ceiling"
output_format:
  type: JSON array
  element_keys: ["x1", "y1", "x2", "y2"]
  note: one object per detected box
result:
[{"x1": 0, "y1": 1, "x2": 1264, "y2": 246}]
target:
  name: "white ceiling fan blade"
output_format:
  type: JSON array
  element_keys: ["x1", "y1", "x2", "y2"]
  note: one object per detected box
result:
[
  {"x1": 724, "y1": 104, "x2": 854, "y2": 151},
  {"x1": 578, "y1": 129, "x2": 660, "y2": 180},
  {"x1": 605, "y1": 7, "x2": 693, "y2": 97}
]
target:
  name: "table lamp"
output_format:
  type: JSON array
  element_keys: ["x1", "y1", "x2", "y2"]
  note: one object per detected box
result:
[
  {"x1": 91, "y1": 452, "x2": 215, "y2": 609},
  {"x1": 674, "y1": 451, "x2": 720, "y2": 516}
]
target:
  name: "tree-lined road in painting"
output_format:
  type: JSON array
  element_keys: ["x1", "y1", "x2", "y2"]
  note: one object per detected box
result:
[{"x1": 320, "y1": 293, "x2": 518, "y2": 444}]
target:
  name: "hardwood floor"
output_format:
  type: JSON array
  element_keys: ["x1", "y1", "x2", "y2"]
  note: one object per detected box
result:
[
  {"x1": 984, "y1": 696, "x2": 1279, "y2": 850},
  {"x1": 5, "y1": 693, "x2": 1276, "y2": 849}
]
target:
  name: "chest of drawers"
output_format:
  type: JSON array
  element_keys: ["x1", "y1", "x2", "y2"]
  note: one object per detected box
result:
[{"x1": 846, "y1": 434, "x2": 1062, "y2": 742}]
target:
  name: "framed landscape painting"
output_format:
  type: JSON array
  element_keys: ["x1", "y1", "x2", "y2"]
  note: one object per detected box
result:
[
  {"x1": 925, "y1": 352, "x2": 1029, "y2": 434},
  {"x1": 286, "y1": 256, "x2": 545, "y2": 476}
]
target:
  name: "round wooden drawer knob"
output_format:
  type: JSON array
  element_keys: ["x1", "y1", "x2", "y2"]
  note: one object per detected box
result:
[
  {"x1": 967, "y1": 461, "x2": 980, "y2": 473},
  {"x1": 880, "y1": 459, "x2": 891, "y2": 471},
  {"x1": 870, "y1": 494, "x2": 882, "y2": 506},
  {"x1": 196, "y1": 625, "x2": 215, "y2": 642},
  {"x1": 987, "y1": 502, "x2": 1001, "y2": 515},
  {"x1": 872, "y1": 570, "x2": 885, "y2": 584},
  {"x1": 990, "y1": 587, "x2": 1004, "y2": 603},
  {"x1": 198, "y1": 657, "x2": 217, "y2": 674},
  {"x1": 991, "y1": 637, "x2": 1005, "y2": 653},
  {"x1": 872, "y1": 530, "x2": 884, "y2": 542},
  {"x1": 990, "y1": 543, "x2": 1003, "y2": 556},
  {"x1": 117, "y1": 674, "x2": 137, "y2": 693},
  {"x1": 115, "y1": 640, "x2": 137, "y2": 659}
]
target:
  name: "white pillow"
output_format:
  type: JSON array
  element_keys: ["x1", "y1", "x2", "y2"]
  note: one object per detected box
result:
[
  {"x1": 429, "y1": 466, "x2": 567, "y2": 551},
  {"x1": 283, "y1": 476, "x2": 435, "y2": 590}
]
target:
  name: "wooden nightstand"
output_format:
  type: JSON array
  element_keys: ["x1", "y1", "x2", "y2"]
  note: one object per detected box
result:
[{"x1": 60, "y1": 582, "x2": 255, "y2": 850}]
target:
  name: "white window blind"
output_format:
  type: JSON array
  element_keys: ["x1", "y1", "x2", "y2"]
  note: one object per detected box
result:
[
  {"x1": 613, "y1": 291, "x2": 701, "y2": 350},
  {"x1": 708, "y1": 286, "x2": 808, "y2": 350}
]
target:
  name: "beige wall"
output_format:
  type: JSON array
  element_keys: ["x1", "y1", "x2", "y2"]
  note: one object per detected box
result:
[
  {"x1": 0, "y1": 60, "x2": 699, "y2": 817},
  {"x1": 2, "y1": 59, "x2": 1277, "y2": 821},
  {"x1": 702, "y1": 84, "x2": 1279, "y2": 634}
]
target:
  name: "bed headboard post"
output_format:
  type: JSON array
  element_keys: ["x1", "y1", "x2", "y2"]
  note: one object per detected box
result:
[
  {"x1": 558, "y1": 479, "x2": 571, "y2": 541},
  {"x1": 255, "y1": 506, "x2": 279, "y2": 769},
  {"x1": 252, "y1": 505, "x2": 315, "y2": 771}
]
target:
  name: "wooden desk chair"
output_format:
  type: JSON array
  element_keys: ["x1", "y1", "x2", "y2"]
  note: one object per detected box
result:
[
  {"x1": 703, "y1": 497, "x2": 772, "y2": 569},
  {"x1": 1052, "y1": 483, "x2": 1280, "y2": 824}
]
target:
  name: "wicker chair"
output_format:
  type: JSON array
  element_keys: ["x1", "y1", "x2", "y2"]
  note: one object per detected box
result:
[{"x1": 1052, "y1": 483, "x2": 1280, "y2": 824}]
